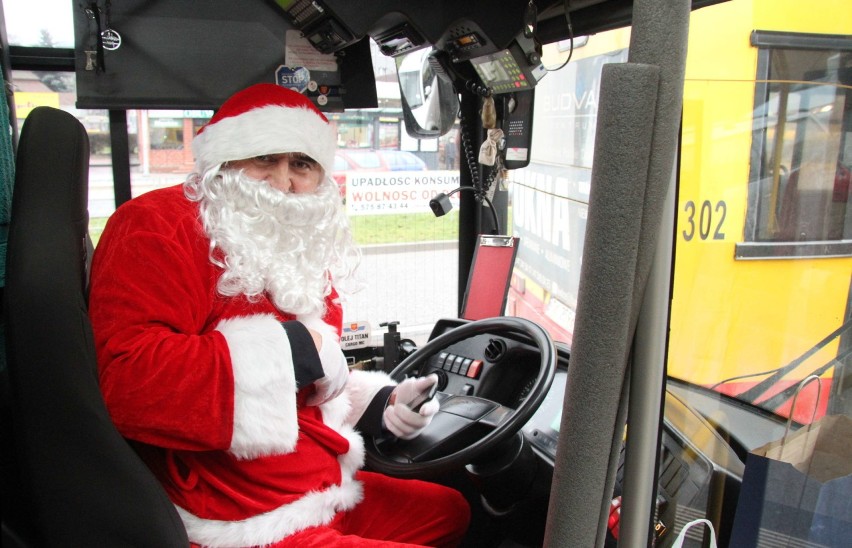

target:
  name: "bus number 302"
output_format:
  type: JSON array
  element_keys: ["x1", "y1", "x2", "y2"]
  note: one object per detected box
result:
[{"x1": 681, "y1": 200, "x2": 727, "y2": 241}]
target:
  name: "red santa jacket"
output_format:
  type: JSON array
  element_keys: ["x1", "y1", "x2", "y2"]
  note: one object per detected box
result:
[{"x1": 89, "y1": 184, "x2": 393, "y2": 547}]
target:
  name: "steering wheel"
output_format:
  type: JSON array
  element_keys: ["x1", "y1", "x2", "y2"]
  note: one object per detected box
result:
[{"x1": 365, "y1": 317, "x2": 557, "y2": 477}]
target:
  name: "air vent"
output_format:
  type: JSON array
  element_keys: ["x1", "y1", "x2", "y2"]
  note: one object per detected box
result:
[
  {"x1": 484, "y1": 338, "x2": 507, "y2": 362},
  {"x1": 449, "y1": 25, "x2": 475, "y2": 39}
]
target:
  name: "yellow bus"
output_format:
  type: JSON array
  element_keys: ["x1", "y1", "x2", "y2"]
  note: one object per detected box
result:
[
  {"x1": 670, "y1": 0, "x2": 852, "y2": 424},
  {"x1": 509, "y1": 0, "x2": 851, "y2": 427}
]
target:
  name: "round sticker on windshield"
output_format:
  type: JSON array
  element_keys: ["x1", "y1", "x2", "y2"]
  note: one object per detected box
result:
[
  {"x1": 275, "y1": 66, "x2": 311, "y2": 93},
  {"x1": 101, "y1": 29, "x2": 122, "y2": 51}
]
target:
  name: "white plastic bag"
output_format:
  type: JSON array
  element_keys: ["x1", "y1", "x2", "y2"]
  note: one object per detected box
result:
[{"x1": 670, "y1": 518, "x2": 717, "y2": 548}]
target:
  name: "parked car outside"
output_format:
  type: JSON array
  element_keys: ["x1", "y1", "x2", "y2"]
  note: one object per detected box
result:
[{"x1": 378, "y1": 150, "x2": 428, "y2": 171}]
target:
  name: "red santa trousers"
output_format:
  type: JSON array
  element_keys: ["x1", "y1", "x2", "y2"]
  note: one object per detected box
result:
[{"x1": 191, "y1": 471, "x2": 470, "y2": 548}]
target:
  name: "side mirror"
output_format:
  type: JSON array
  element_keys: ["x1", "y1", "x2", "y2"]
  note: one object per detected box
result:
[{"x1": 396, "y1": 47, "x2": 458, "y2": 138}]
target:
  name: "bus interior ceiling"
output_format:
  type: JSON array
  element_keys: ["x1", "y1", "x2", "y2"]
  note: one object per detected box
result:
[{"x1": 21, "y1": 1, "x2": 732, "y2": 109}]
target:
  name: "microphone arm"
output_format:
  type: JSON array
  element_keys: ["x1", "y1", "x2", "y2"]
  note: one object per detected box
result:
[{"x1": 428, "y1": 186, "x2": 501, "y2": 235}]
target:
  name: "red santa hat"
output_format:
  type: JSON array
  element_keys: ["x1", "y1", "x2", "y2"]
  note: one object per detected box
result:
[{"x1": 191, "y1": 83, "x2": 336, "y2": 176}]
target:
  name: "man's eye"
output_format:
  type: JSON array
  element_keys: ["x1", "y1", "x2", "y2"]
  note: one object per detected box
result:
[
  {"x1": 291, "y1": 158, "x2": 315, "y2": 170},
  {"x1": 255, "y1": 155, "x2": 275, "y2": 164}
]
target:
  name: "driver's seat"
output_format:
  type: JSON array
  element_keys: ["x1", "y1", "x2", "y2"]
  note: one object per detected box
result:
[{"x1": 2, "y1": 106, "x2": 188, "y2": 546}]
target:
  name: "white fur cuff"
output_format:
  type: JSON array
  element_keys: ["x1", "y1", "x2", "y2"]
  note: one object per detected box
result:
[
  {"x1": 216, "y1": 314, "x2": 299, "y2": 459},
  {"x1": 343, "y1": 369, "x2": 396, "y2": 426}
]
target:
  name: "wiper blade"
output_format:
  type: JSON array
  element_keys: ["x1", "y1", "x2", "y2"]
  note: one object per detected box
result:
[
  {"x1": 714, "y1": 318, "x2": 852, "y2": 404},
  {"x1": 756, "y1": 347, "x2": 850, "y2": 412}
]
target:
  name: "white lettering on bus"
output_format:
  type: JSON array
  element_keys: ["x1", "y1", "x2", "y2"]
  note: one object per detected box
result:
[
  {"x1": 537, "y1": 85, "x2": 600, "y2": 114},
  {"x1": 514, "y1": 172, "x2": 571, "y2": 250}
]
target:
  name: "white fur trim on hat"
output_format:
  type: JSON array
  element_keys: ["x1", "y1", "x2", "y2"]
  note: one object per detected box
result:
[
  {"x1": 192, "y1": 105, "x2": 337, "y2": 175},
  {"x1": 216, "y1": 314, "x2": 299, "y2": 460}
]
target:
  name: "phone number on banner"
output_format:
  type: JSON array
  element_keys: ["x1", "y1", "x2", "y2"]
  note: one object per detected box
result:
[{"x1": 344, "y1": 171, "x2": 460, "y2": 215}]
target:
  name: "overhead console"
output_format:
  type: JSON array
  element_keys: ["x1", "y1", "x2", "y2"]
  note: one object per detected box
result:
[
  {"x1": 295, "y1": 0, "x2": 546, "y2": 155},
  {"x1": 69, "y1": 0, "x2": 573, "y2": 112},
  {"x1": 275, "y1": 0, "x2": 358, "y2": 54},
  {"x1": 72, "y1": 0, "x2": 377, "y2": 111},
  {"x1": 321, "y1": 0, "x2": 548, "y2": 94}
]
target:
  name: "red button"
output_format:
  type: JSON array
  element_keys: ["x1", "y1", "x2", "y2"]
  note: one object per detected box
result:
[{"x1": 466, "y1": 359, "x2": 483, "y2": 379}]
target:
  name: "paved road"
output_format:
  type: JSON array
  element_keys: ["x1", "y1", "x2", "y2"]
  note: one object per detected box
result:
[{"x1": 344, "y1": 242, "x2": 459, "y2": 346}]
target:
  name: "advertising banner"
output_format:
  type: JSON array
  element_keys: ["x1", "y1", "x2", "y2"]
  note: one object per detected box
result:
[{"x1": 345, "y1": 170, "x2": 460, "y2": 215}]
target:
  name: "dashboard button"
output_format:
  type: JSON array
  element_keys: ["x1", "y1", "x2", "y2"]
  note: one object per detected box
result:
[
  {"x1": 459, "y1": 358, "x2": 473, "y2": 376},
  {"x1": 466, "y1": 359, "x2": 483, "y2": 379}
]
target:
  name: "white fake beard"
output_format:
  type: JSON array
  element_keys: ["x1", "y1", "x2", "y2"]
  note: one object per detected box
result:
[{"x1": 184, "y1": 168, "x2": 361, "y2": 317}]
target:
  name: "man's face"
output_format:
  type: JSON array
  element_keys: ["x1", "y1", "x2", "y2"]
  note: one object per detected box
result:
[
  {"x1": 191, "y1": 159, "x2": 359, "y2": 316},
  {"x1": 227, "y1": 152, "x2": 323, "y2": 194}
]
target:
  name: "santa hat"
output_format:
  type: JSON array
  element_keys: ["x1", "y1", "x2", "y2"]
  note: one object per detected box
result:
[{"x1": 191, "y1": 83, "x2": 336, "y2": 175}]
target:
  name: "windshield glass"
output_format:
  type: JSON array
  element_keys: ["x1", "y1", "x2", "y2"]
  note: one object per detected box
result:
[
  {"x1": 503, "y1": 1, "x2": 852, "y2": 427},
  {"x1": 7, "y1": 0, "x2": 848, "y2": 433},
  {"x1": 4, "y1": 0, "x2": 74, "y2": 47},
  {"x1": 669, "y1": 4, "x2": 851, "y2": 426},
  {"x1": 3, "y1": 0, "x2": 461, "y2": 348}
]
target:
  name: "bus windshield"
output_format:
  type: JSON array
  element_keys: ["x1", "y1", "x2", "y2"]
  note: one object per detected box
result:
[
  {"x1": 505, "y1": 1, "x2": 851, "y2": 429},
  {"x1": 6, "y1": 0, "x2": 849, "y2": 462}
]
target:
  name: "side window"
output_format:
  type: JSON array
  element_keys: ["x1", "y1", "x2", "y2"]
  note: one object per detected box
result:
[{"x1": 742, "y1": 34, "x2": 851, "y2": 257}]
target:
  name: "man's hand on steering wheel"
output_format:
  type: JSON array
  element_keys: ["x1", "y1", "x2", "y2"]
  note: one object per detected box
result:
[
  {"x1": 384, "y1": 375, "x2": 440, "y2": 440},
  {"x1": 366, "y1": 317, "x2": 556, "y2": 477}
]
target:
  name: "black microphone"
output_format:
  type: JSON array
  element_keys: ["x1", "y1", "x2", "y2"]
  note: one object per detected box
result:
[
  {"x1": 427, "y1": 186, "x2": 500, "y2": 234},
  {"x1": 429, "y1": 193, "x2": 454, "y2": 217}
]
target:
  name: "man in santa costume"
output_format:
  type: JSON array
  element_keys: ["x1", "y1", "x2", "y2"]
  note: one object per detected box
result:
[{"x1": 89, "y1": 83, "x2": 470, "y2": 547}]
